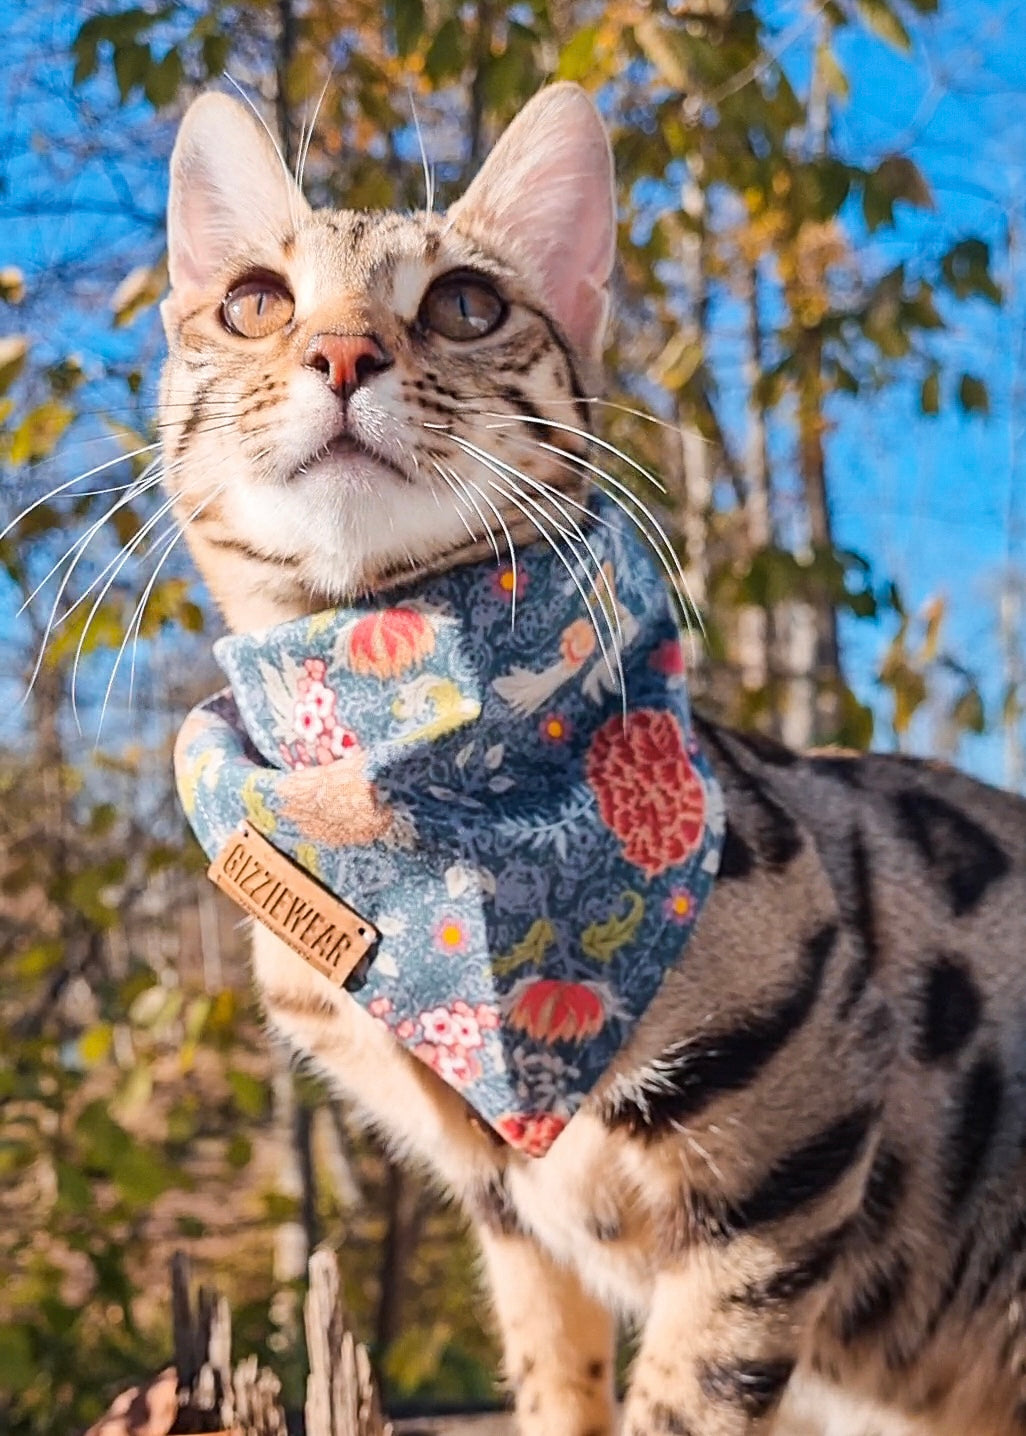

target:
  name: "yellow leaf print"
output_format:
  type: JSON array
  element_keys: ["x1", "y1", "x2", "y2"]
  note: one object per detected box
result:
[
  {"x1": 241, "y1": 773, "x2": 277, "y2": 834},
  {"x1": 295, "y1": 843, "x2": 321, "y2": 880},
  {"x1": 491, "y1": 918, "x2": 556, "y2": 978},
  {"x1": 581, "y1": 891, "x2": 644, "y2": 963}
]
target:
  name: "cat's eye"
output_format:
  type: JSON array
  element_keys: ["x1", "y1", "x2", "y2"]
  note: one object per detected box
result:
[
  {"x1": 221, "y1": 274, "x2": 295, "y2": 338},
  {"x1": 419, "y1": 272, "x2": 506, "y2": 342}
]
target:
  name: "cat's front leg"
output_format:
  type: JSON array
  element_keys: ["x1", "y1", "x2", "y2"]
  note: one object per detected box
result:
[
  {"x1": 621, "y1": 1231, "x2": 849, "y2": 1436},
  {"x1": 476, "y1": 1222, "x2": 616, "y2": 1436}
]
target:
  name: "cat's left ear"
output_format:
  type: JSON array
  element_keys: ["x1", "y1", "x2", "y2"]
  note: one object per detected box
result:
[
  {"x1": 164, "y1": 92, "x2": 310, "y2": 313},
  {"x1": 448, "y1": 83, "x2": 616, "y2": 363}
]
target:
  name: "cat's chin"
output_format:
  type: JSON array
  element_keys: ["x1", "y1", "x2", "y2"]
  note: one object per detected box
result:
[{"x1": 293, "y1": 437, "x2": 410, "y2": 492}]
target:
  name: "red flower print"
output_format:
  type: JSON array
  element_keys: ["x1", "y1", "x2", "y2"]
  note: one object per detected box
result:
[
  {"x1": 506, "y1": 979, "x2": 607, "y2": 1044},
  {"x1": 495, "y1": 1111, "x2": 567, "y2": 1157},
  {"x1": 650, "y1": 638, "x2": 686, "y2": 676},
  {"x1": 585, "y1": 709, "x2": 706, "y2": 875},
  {"x1": 347, "y1": 608, "x2": 434, "y2": 680},
  {"x1": 539, "y1": 712, "x2": 571, "y2": 744},
  {"x1": 433, "y1": 916, "x2": 469, "y2": 955}
]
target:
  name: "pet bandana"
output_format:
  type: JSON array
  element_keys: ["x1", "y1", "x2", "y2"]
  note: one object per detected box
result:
[{"x1": 175, "y1": 497, "x2": 724, "y2": 1156}]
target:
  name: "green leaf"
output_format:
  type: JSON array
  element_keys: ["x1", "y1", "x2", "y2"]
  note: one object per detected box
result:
[
  {"x1": 424, "y1": 18, "x2": 464, "y2": 84},
  {"x1": 201, "y1": 32, "x2": 231, "y2": 76},
  {"x1": 57, "y1": 1159, "x2": 93, "y2": 1213},
  {"x1": 855, "y1": 0, "x2": 912, "y2": 51},
  {"x1": 958, "y1": 373, "x2": 989, "y2": 415},
  {"x1": 79, "y1": 1024, "x2": 113, "y2": 1065},
  {"x1": 581, "y1": 892, "x2": 645, "y2": 963},
  {"x1": 390, "y1": 0, "x2": 425, "y2": 59},
  {"x1": 8, "y1": 400, "x2": 73, "y2": 465},
  {"x1": 113, "y1": 40, "x2": 151, "y2": 102},
  {"x1": 0, "y1": 1325, "x2": 34, "y2": 1394},
  {"x1": 228, "y1": 1068, "x2": 268, "y2": 1118},
  {"x1": 942, "y1": 238, "x2": 1002, "y2": 304},
  {"x1": 874, "y1": 154, "x2": 933, "y2": 210},
  {"x1": 557, "y1": 24, "x2": 600, "y2": 82},
  {"x1": 226, "y1": 1133, "x2": 252, "y2": 1169},
  {"x1": 144, "y1": 48, "x2": 184, "y2": 109},
  {"x1": 920, "y1": 369, "x2": 940, "y2": 415}
]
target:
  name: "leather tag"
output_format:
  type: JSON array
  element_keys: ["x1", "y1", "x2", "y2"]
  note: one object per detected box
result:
[{"x1": 208, "y1": 822, "x2": 378, "y2": 986}]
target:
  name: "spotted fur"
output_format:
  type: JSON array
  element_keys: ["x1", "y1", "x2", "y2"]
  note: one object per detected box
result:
[{"x1": 160, "y1": 83, "x2": 1026, "y2": 1435}]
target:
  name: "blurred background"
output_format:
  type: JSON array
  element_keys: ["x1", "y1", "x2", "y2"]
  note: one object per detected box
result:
[{"x1": 2, "y1": 0, "x2": 1025, "y2": 1430}]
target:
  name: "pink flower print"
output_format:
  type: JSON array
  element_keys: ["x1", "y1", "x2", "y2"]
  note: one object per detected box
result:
[
  {"x1": 475, "y1": 1004, "x2": 500, "y2": 1031},
  {"x1": 328, "y1": 724, "x2": 360, "y2": 759},
  {"x1": 663, "y1": 887, "x2": 694, "y2": 924},
  {"x1": 396, "y1": 1018, "x2": 416, "y2": 1041},
  {"x1": 434, "y1": 916, "x2": 469, "y2": 954},
  {"x1": 450, "y1": 1010, "x2": 482, "y2": 1050},
  {"x1": 539, "y1": 712, "x2": 571, "y2": 744},
  {"x1": 412, "y1": 1041, "x2": 481, "y2": 1087},
  {"x1": 368, "y1": 996, "x2": 393, "y2": 1019},
  {"x1": 421, "y1": 1006, "x2": 457, "y2": 1045},
  {"x1": 303, "y1": 680, "x2": 336, "y2": 720},
  {"x1": 435, "y1": 1044, "x2": 480, "y2": 1085},
  {"x1": 294, "y1": 703, "x2": 325, "y2": 742},
  {"x1": 304, "y1": 658, "x2": 327, "y2": 682}
]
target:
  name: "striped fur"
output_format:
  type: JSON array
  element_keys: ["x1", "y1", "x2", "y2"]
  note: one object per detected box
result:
[{"x1": 160, "y1": 85, "x2": 1026, "y2": 1435}]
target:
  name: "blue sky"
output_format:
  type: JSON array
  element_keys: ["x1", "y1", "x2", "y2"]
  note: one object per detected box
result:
[{"x1": 2, "y1": 0, "x2": 1025, "y2": 784}]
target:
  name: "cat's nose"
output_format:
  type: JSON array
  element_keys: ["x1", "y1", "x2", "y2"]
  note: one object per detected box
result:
[{"x1": 303, "y1": 332, "x2": 391, "y2": 400}]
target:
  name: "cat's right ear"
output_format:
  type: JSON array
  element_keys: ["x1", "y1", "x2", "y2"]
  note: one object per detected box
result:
[{"x1": 164, "y1": 93, "x2": 309, "y2": 314}]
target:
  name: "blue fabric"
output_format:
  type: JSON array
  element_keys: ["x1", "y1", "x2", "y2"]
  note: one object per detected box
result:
[{"x1": 175, "y1": 498, "x2": 724, "y2": 1155}]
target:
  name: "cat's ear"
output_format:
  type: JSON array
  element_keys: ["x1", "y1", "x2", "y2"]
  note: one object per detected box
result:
[
  {"x1": 448, "y1": 83, "x2": 616, "y2": 362},
  {"x1": 165, "y1": 93, "x2": 309, "y2": 302}
]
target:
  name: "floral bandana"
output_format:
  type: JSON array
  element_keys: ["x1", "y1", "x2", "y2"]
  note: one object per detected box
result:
[{"x1": 174, "y1": 498, "x2": 724, "y2": 1156}]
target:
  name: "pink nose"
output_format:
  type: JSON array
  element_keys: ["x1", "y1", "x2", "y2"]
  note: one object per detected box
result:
[{"x1": 303, "y1": 332, "x2": 391, "y2": 399}]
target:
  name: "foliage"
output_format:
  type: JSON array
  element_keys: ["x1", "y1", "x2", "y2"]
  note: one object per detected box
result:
[{"x1": 0, "y1": 0, "x2": 1015, "y2": 1428}]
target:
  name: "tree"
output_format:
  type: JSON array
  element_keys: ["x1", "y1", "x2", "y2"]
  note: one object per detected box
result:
[{"x1": 0, "y1": 0, "x2": 1015, "y2": 1428}]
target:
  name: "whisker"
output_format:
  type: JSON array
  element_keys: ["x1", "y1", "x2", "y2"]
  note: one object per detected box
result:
[
  {"x1": 428, "y1": 459, "x2": 492, "y2": 553},
  {"x1": 441, "y1": 463, "x2": 520, "y2": 628},
  {"x1": 0, "y1": 442, "x2": 160, "y2": 545},
  {"x1": 450, "y1": 441, "x2": 624, "y2": 707},
  {"x1": 481, "y1": 412, "x2": 667, "y2": 495},
  {"x1": 493, "y1": 427, "x2": 703, "y2": 643},
  {"x1": 407, "y1": 86, "x2": 434, "y2": 213},
  {"x1": 225, "y1": 75, "x2": 300, "y2": 232},
  {"x1": 442, "y1": 431, "x2": 623, "y2": 652},
  {"x1": 96, "y1": 482, "x2": 226, "y2": 740},
  {"x1": 18, "y1": 467, "x2": 162, "y2": 616},
  {"x1": 297, "y1": 72, "x2": 332, "y2": 194},
  {"x1": 526, "y1": 438, "x2": 703, "y2": 642}
]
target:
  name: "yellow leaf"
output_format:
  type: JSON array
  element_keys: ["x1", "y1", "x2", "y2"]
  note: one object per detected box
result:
[
  {"x1": 582, "y1": 892, "x2": 645, "y2": 963},
  {"x1": 242, "y1": 774, "x2": 277, "y2": 834},
  {"x1": 491, "y1": 918, "x2": 555, "y2": 978}
]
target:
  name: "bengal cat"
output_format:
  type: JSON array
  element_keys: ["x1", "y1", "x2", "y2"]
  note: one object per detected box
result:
[{"x1": 159, "y1": 82, "x2": 1026, "y2": 1436}]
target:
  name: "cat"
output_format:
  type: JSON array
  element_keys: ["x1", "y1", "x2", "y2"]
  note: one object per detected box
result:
[{"x1": 160, "y1": 82, "x2": 1026, "y2": 1436}]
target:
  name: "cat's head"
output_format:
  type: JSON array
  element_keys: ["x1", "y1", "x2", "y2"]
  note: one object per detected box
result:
[{"x1": 159, "y1": 83, "x2": 616, "y2": 632}]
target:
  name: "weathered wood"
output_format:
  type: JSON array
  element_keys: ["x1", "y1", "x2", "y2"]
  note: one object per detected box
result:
[
  {"x1": 91, "y1": 1251, "x2": 509, "y2": 1436},
  {"x1": 304, "y1": 1247, "x2": 391, "y2": 1436}
]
